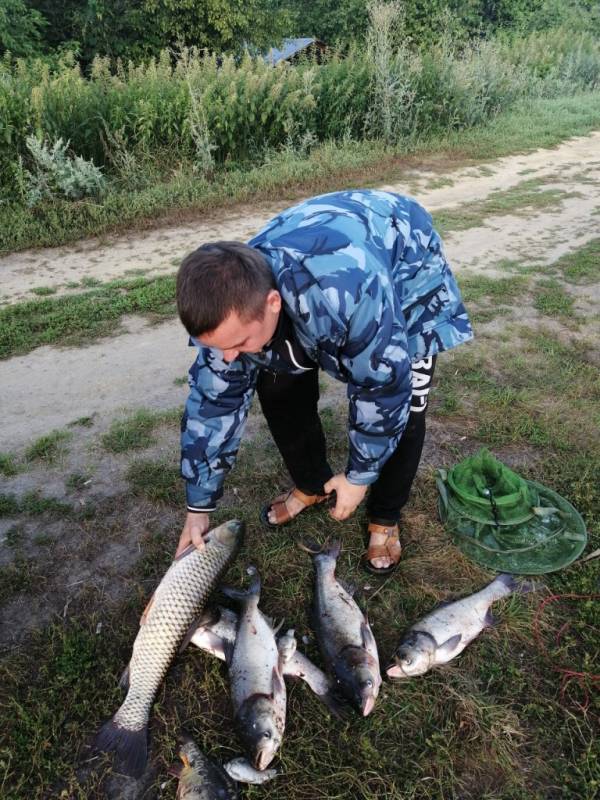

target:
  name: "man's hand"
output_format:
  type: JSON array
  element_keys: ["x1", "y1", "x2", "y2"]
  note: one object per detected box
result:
[
  {"x1": 324, "y1": 474, "x2": 368, "y2": 521},
  {"x1": 175, "y1": 512, "x2": 211, "y2": 558}
]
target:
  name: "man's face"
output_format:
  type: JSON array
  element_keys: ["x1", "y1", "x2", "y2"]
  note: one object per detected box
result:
[{"x1": 197, "y1": 289, "x2": 282, "y2": 362}]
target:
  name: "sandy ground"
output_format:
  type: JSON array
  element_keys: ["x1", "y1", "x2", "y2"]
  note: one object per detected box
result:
[{"x1": 1, "y1": 132, "x2": 600, "y2": 455}]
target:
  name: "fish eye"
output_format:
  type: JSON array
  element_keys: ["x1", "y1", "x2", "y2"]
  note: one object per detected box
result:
[
  {"x1": 262, "y1": 731, "x2": 272, "y2": 739},
  {"x1": 403, "y1": 657, "x2": 412, "y2": 665}
]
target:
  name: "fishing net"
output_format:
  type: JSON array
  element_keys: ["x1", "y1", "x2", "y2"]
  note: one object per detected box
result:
[{"x1": 437, "y1": 449, "x2": 587, "y2": 574}]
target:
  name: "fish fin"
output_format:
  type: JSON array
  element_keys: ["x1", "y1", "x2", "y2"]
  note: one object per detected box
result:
[
  {"x1": 272, "y1": 618, "x2": 285, "y2": 635},
  {"x1": 484, "y1": 608, "x2": 497, "y2": 627},
  {"x1": 140, "y1": 592, "x2": 156, "y2": 625},
  {"x1": 119, "y1": 663, "x2": 130, "y2": 691},
  {"x1": 222, "y1": 637, "x2": 235, "y2": 666},
  {"x1": 94, "y1": 716, "x2": 148, "y2": 779},
  {"x1": 495, "y1": 573, "x2": 537, "y2": 594},
  {"x1": 179, "y1": 610, "x2": 216, "y2": 654},
  {"x1": 338, "y1": 578, "x2": 357, "y2": 597},
  {"x1": 437, "y1": 633, "x2": 462, "y2": 655},
  {"x1": 297, "y1": 537, "x2": 324, "y2": 555},
  {"x1": 271, "y1": 666, "x2": 285, "y2": 697},
  {"x1": 360, "y1": 619, "x2": 377, "y2": 653}
]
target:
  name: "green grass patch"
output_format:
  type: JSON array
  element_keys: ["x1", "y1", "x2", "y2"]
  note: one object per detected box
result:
[
  {"x1": 30, "y1": 286, "x2": 57, "y2": 296},
  {"x1": 126, "y1": 458, "x2": 181, "y2": 505},
  {"x1": 0, "y1": 275, "x2": 176, "y2": 360},
  {"x1": 434, "y1": 179, "x2": 572, "y2": 234},
  {"x1": 553, "y1": 238, "x2": 600, "y2": 284},
  {"x1": 2, "y1": 92, "x2": 600, "y2": 255},
  {"x1": 65, "y1": 472, "x2": 91, "y2": 491},
  {"x1": 101, "y1": 408, "x2": 179, "y2": 453},
  {"x1": 533, "y1": 279, "x2": 575, "y2": 316},
  {"x1": 460, "y1": 275, "x2": 528, "y2": 304},
  {"x1": 0, "y1": 491, "x2": 72, "y2": 518},
  {"x1": 0, "y1": 556, "x2": 48, "y2": 605},
  {"x1": 0, "y1": 453, "x2": 19, "y2": 477},
  {"x1": 68, "y1": 415, "x2": 96, "y2": 428},
  {"x1": 24, "y1": 430, "x2": 71, "y2": 464}
]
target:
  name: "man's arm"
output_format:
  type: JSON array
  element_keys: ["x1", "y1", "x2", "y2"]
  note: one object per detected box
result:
[{"x1": 177, "y1": 346, "x2": 257, "y2": 552}]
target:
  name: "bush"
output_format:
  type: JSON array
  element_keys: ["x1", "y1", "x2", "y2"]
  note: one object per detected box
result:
[{"x1": 23, "y1": 135, "x2": 107, "y2": 205}]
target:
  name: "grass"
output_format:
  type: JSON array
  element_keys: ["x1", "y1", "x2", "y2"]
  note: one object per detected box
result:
[
  {"x1": 433, "y1": 179, "x2": 572, "y2": 235},
  {"x1": 553, "y1": 238, "x2": 600, "y2": 284},
  {"x1": 101, "y1": 408, "x2": 179, "y2": 453},
  {"x1": 30, "y1": 286, "x2": 57, "y2": 296},
  {"x1": 2, "y1": 91, "x2": 600, "y2": 255},
  {"x1": 24, "y1": 430, "x2": 72, "y2": 464},
  {"x1": 534, "y1": 279, "x2": 576, "y2": 317},
  {"x1": 0, "y1": 491, "x2": 72, "y2": 518},
  {"x1": 0, "y1": 275, "x2": 176, "y2": 360},
  {"x1": 0, "y1": 453, "x2": 19, "y2": 477}
]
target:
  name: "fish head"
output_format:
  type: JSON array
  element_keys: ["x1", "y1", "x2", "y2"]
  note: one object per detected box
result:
[
  {"x1": 209, "y1": 519, "x2": 245, "y2": 549},
  {"x1": 386, "y1": 631, "x2": 436, "y2": 678},
  {"x1": 238, "y1": 696, "x2": 282, "y2": 771},
  {"x1": 334, "y1": 647, "x2": 381, "y2": 716}
]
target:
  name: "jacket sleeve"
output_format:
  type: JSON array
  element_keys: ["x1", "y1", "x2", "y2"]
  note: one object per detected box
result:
[
  {"x1": 181, "y1": 347, "x2": 258, "y2": 511},
  {"x1": 339, "y1": 274, "x2": 413, "y2": 485}
]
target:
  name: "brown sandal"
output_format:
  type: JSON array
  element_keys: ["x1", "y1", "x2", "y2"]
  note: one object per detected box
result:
[
  {"x1": 260, "y1": 487, "x2": 330, "y2": 528},
  {"x1": 363, "y1": 522, "x2": 402, "y2": 575}
]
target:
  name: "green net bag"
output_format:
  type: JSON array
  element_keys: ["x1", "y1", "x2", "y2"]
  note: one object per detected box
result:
[{"x1": 437, "y1": 449, "x2": 587, "y2": 574}]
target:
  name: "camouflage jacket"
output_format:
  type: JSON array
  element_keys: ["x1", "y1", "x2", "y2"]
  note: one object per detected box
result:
[{"x1": 182, "y1": 190, "x2": 473, "y2": 511}]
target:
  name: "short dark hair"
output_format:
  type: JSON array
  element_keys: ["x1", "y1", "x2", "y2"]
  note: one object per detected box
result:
[{"x1": 176, "y1": 241, "x2": 275, "y2": 336}]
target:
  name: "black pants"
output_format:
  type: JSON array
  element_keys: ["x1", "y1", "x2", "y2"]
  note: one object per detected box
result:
[{"x1": 256, "y1": 356, "x2": 436, "y2": 525}]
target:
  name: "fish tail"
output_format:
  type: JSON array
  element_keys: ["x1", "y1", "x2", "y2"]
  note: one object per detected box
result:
[
  {"x1": 494, "y1": 573, "x2": 537, "y2": 594},
  {"x1": 94, "y1": 715, "x2": 148, "y2": 778},
  {"x1": 221, "y1": 570, "x2": 261, "y2": 602},
  {"x1": 298, "y1": 538, "x2": 341, "y2": 561}
]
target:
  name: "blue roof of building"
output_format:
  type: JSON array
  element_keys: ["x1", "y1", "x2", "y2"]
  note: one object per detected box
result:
[{"x1": 266, "y1": 38, "x2": 320, "y2": 64}]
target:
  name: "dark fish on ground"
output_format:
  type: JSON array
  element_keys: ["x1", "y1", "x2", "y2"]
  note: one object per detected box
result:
[
  {"x1": 303, "y1": 540, "x2": 381, "y2": 716},
  {"x1": 94, "y1": 520, "x2": 244, "y2": 777},
  {"x1": 387, "y1": 573, "x2": 535, "y2": 678},
  {"x1": 170, "y1": 735, "x2": 238, "y2": 799},
  {"x1": 189, "y1": 606, "x2": 346, "y2": 715},
  {"x1": 223, "y1": 572, "x2": 286, "y2": 771}
]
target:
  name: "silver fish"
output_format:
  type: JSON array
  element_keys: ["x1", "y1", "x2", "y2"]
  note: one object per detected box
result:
[
  {"x1": 277, "y1": 629, "x2": 297, "y2": 663},
  {"x1": 304, "y1": 540, "x2": 381, "y2": 716},
  {"x1": 95, "y1": 520, "x2": 244, "y2": 777},
  {"x1": 171, "y1": 735, "x2": 238, "y2": 799},
  {"x1": 387, "y1": 573, "x2": 533, "y2": 678},
  {"x1": 223, "y1": 757, "x2": 278, "y2": 784},
  {"x1": 223, "y1": 573, "x2": 286, "y2": 771},
  {"x1": 189, "y1": 606, "x2": 344, "y2": 714}
]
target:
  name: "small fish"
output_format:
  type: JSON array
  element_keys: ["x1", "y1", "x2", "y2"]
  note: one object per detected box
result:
[
  {"x1": 223, "y1": 573, "x2": 286, "y2": 771},
  {"x1": 189, "y1": 606, "x2": 345, "y2": 715},
  {"x1": 170, "y1": 736, "x2": 238, "y2": 799},
  {"x1": 94, "y1": 520, "x2": 244, "y2": 777},
  {"x1": 303, "y1": 540, "x2": 381, "y2": 716},
  {"x1": 223, "y1": 757, "x2": 278, "y2": 784},
  {"x1": 387, "y1": 573, "x2": 534, "y2": 679}
]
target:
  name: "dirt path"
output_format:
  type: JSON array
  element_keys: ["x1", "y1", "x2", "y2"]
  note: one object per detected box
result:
[{"x1": 1, "y1": 131, "x2": 599, "y2": 454}]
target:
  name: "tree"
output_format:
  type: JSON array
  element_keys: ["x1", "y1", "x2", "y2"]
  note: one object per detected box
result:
[{"x1": 0, "y1": 0, "x2": 46, "y2": 56}]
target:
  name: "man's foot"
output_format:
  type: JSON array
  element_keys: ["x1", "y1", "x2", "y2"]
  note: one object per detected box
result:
[
  {"x1": 363, "y1": 522, "x2": 402, "y2": 575},
  {"x1": 260, "y1": 488, "x2": 329, "y2": 528}
]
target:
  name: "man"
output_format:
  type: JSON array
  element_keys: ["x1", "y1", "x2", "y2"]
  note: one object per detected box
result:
[{"x1": 175, "y1": 189, "x2": 473, "y2": 573}]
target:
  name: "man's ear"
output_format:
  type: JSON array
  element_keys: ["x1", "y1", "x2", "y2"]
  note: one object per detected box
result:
[{"x1": 266, "y1": 289, "x2": 282, "y2": 314}]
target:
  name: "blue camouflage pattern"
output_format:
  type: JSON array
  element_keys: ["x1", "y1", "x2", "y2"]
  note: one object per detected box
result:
[{"x1": 182, "y1": 189, "x2": 473, "y2": 509}]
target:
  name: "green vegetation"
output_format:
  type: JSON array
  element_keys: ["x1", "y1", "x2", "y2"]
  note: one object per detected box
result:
[
  {"x1": 0, "y1": 453, "x2": 19, "y2": 477},
  {"x1": 65, "y1": 472, "x2": 91, "y2": 491},
  {"x1": 0, "y1": 490, "x2": 71, "y2": 518},
  {"x1": 24, "y1": 429, "x2": 71, "y2": 463},
  {"x1": 460, "y1": 275, "x2": 528, "y2": 303},
  {"x1": 30, "y1": 286, "x2": 57, "y2": 296},
  {"x1": 534, "y1": 279, "x2": 576, "y2": 316},
  {"x1": 68, "y1": 415, "x2": 95, "y2": 427},
  {"x1": 434, "y1": 179, "x2": 573, "y2": 234},
  {"x1": 126, "y1": 458, "x2": 181, "y2": 504},
  {"x1": 0, "y1": 275, "x2": 176, "y2": 359},
  {"x1": 554, "y1": 237, "x2": 600, "y2": 283},
  {"x1": 101, "y1": 408, "x2": 179, "y2": 453}
]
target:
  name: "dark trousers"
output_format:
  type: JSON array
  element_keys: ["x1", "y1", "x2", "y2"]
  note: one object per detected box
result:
[{"x1": 256, "y1": 356, "x2": 436, "y2": 525}]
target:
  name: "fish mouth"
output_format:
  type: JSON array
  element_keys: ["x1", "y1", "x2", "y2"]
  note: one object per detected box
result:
[
  {"x1": 361, "y1": 695, "x2": 376, "y2": 716},
  {"x1": 212, "y1": 519, "x2": 245, "y2": 545},
  {"x1": 254, "y1": 748, "x2": 274, "y2": 771}
]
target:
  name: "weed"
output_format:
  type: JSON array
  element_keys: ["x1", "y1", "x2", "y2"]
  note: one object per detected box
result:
[
  {"x1": 101, "y1": 408, "x2": 177, "y2": 453},
  {"x1": 65, "y1": 472, "x2": 91, "y2": 491},
  {"x1": 24, "y1": 430, "x2": 71, "y2": 463},
  {"x1": 0, "y1": 494, "x2": 21, "y2": 516},
  {"x1": 173, "y1": 376, "x2": 188, "y2": 386},
  {"x1": 30, "y1": 286, "x2": 57, "y2": 296},
  {"x1": 68, "y1": 415, "x2": 95, "y2": 428},
  {"x1": 533, "y1": 279, "x2": 575, "y2": 316},
  {"x1": 0, "y1": 556, "x2": 47, "y2": 604},
  {"x1": 0, "y1": 453, "x2": 19, "y2": 477}
]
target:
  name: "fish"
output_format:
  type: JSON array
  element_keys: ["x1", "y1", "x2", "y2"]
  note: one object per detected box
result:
[
  {"x1": 170, "y1": 735, "x2": 238, "y2": 799},
  {"x1": 222, "y1": 573, "x2": 286, "y2": 771},
  {"x1": 223, "y1": 757, "x2": 278, "y2": 784},
  {"x1": 303, "y1": 540, "x2": 381, "y2": 716},
  {"x1": 189, "y1": 606, "x2": 346, "y2": 715},
  {"x1": 386, "y1": 573, "x2": 534, "y2": 679},
  {"x1": 94, "y1": 520, "x2": 244, "y2": 778}
]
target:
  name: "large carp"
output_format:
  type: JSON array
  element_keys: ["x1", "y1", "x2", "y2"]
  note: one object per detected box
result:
[
  {"x1": 223, "y1": 573, "x2": 286, "y2": 771},
  {"x1": 95, "y1": 520, "x2": 244, "y2": 777},
  {"x1": 304, "y1": 540, "x2": 381, "y2": 716}
]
